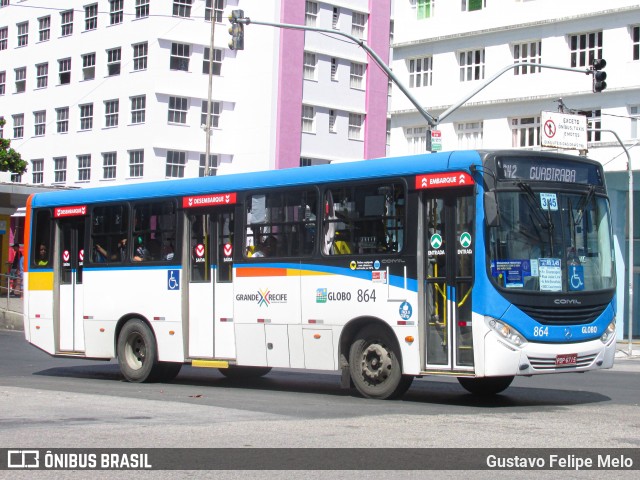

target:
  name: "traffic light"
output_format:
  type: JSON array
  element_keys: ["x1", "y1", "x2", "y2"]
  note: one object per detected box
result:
[
  {"x1": 591, "y1": 58, "x2": 607, "y2": 93},
  {"x1": 228, "y1": 9, "x2": 245, "y2": 51}
]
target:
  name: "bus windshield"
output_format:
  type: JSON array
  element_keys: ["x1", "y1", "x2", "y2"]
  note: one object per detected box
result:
[{"x1": 488, "y1": 187, "x2": 615, "y2": 293}]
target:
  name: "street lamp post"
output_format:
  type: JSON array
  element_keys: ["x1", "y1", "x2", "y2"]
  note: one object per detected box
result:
[{"x1": 203, "y1": 9, "x2": 217, "y2": 177}]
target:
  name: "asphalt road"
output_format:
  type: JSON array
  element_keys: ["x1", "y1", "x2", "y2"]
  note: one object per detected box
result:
[{"x1": 1, "y1": 330, "x2": 638, "y2": 478}]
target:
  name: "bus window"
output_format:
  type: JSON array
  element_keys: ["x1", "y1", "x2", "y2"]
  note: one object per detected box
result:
[
  {"x1": 32, "y1": 209, "x2": 52, "y2": 268},
  {"x1": 245, "y1": 189, "x2": 317, "y2": 258},
  {"x1": 323, "y1": 182, "x2": 405, "y2": 255},
  {"x1": 90, "y1": 204, "x2": 129, "y2": 264},
  {"x1": 132, "y1": 201, "x2": 177, "y2": 262}
]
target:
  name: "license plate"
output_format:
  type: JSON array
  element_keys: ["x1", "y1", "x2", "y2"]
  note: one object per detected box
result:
[{"x1": 556, "y1": 353, "x2": 577, "y2": 366}]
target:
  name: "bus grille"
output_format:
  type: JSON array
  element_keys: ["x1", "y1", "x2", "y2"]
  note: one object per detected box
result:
[
  {"x1": 528, "y1": 353, "x2": 598, "y2": 370},
  {"x1": 518, "y1": 303, "x2": 608, "y2": 325}
]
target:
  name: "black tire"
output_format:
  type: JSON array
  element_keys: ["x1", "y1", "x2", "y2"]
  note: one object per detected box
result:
[
  {"x1": 155, "y1": 362, "x2": 182, "y2": 382},
  {"x1": 457, "y1": 376, "x2": 514, "y2": 395},
  {"x1": 218, "y1": 365, "x2": 272, "y2": 379},
  {"x1": 117, "y1": 318, "x2": 161, "y2": 383},
  {"x1": 349, "y1": 325, "x2": 413, "y2": 400}
]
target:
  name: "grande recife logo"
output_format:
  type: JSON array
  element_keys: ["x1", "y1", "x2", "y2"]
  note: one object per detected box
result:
[{"x1": 182, "y1": 192, "x2": 237, "y2": 208}]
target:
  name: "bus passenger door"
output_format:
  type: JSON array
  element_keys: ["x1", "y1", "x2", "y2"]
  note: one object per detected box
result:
[
  {"x1": 58, "y1": 217, "x2": 86, "y2": 353},
  {"x1": 424, "y1": 189, "x2": 474, "y2": 371},
  {"x1": 187, "y1": 208, "x2": 235, "y2": 359}
]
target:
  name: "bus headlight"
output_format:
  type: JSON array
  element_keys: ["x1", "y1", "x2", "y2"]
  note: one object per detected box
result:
[
  {"x1": 600, "y1": 320, "x2": 615, "y2": 344},
  {"x1": 486, "y1": 318, "x2": 527, "y2": 348}
]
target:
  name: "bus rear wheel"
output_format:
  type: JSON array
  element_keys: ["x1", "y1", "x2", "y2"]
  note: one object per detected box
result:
[
  {"x1": 117, "y1": 318, "x2": 163, "y2": 383},
  {"x1": 349, "y1": 325, "x2": 413, "y2": 400},
  {"x1": 457, "y1": 376, "x2": 514, "y2": 395}
]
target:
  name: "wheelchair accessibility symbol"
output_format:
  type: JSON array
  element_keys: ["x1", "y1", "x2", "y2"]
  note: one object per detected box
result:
[
  {"x1": 568, "y1": 265, "x2": 584, "y2": 291},
  {"x1": 168, "y1": 270, "x2": 180, "y2": 290}
]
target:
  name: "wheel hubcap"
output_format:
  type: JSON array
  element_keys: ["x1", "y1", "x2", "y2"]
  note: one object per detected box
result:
[
  {"x1": 361, "y1": 343, "x2": 392, "y2": 384},
  {"x1": 125, "y1": 333, "x2": 146, "y2": 370}
]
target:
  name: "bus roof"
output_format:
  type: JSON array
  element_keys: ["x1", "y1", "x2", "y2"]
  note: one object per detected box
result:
[{"x1": 31, "y1": 150, "x2": 483, "y2": 208}]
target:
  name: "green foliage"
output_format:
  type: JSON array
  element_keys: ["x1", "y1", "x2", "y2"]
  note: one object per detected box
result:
[{"x1": 0, "y1": 117, "x2": 28, "y2": 174}]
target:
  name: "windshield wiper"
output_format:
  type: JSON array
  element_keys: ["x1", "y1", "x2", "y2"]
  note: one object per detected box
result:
[
  {"x1": 574, "y1": 185, "x2": 595, "y2": 225},
  {"x1": 518, "y1": 181, "x2": 555, "y2": 255}
]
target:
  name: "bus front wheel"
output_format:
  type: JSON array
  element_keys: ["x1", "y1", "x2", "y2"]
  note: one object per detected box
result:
[
  {"x1": 349, "y1": 325, "x2": 413, "y2": 400},
  {"x1": 457, "y1": 376, "x2": 514, "y2": 395},
  {"x1": 117, "y1": 318, "x2": 162, "y2": 383}
]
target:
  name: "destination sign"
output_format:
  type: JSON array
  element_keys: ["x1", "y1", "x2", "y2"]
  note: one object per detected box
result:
[{"x1": 495, "y1": 157, "x2": 603, "y2": 186}]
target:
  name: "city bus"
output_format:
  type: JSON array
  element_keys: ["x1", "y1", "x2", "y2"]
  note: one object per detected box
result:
[{"x1": 22, "y1": 150, "x2": 617, "y2": 399}]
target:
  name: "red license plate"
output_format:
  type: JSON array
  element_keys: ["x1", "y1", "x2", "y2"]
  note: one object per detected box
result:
[{"x1": 556, "y1": 353, "x2": 577, "y2": 366}]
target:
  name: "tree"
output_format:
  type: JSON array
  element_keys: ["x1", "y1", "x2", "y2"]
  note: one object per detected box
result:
[{"x1": 0, "y1": 117, "x2": 28, "y2": 175}]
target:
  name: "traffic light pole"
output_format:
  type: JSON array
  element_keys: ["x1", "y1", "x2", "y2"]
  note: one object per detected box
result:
[
  {"x1": 240, "y1": 17, "x2": 438, "y2": 127},
  {"x1": 203, "y1": 12, "x2": 217, "y2": 176}
]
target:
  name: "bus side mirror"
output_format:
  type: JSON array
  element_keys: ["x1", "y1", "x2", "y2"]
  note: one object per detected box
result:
[{"x1": 485, "y1": 192, "x2": 500, "y2": 227}]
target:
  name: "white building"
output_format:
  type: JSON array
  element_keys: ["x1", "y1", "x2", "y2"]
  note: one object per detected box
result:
[
  {"x1": 391, "y1": 0, "x2": 640, "y2": 340},
  {"x1": 0, "y1": 0, "x2": 391, "y2": 186}
]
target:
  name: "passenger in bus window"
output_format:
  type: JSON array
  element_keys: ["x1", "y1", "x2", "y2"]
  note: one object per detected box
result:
[
  {"x1": 36, "y1": 243, "x2": 49, "y2": 266},
  {"x1": 133, "y1": 236, "x2": 148, "y2": 262},
  {"x1": 252, "y1": 236, "x2": 277, "y2": 258}
]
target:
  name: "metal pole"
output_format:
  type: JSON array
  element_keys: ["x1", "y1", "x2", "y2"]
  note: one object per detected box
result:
[
  {"x1": 204, "y1": 8, "x2": 217, "y2": 176},
  {"x1": 589, "y1": 129, "x2": 633, "y2": 355}
]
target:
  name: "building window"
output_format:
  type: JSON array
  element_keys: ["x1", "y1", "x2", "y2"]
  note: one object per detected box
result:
[
  {"x1": 199, "y1": 153, "x2": 218, "y2": 176},
  {"x1": 173, "y1": 0, "x2": 193, "y2": 18},
  {"x1": 61, "y1": 10, "x2": 73, "y2": 37},
  {"x1": 56, "y1": 107, "x2": 69, "y2": 133},
  {"x1": 17, "y1": 21, "x2": 28, "y2": 47},
  {"x1": 579, "y1": 109, "x2": 602, "y2": 142},
  {"x1": 305, "y1": 1, "x2": 318, "y2": 27},
  {"x1": 110, "y1": 0, "x2": 124, "y2": 25},
  {"x1": 461, "y1": 0, "x2": 485, "y2": 11},
  {"x1": 406, "y1": 127, "x2": 427, "y2": 153},
  {"x1": 329, "y1": 109, "x2": 337, "y2": 133},
  {"x1": 10, "y1": 173, "x2": 22, "y2": 184},
  {"x1": 570, "y1": 31, "x2": 603, "y2": 68},
  {"x1": 82, "y1": 53, "x2": 96, "y2": 80},
  {"x1": 302, "y1": 105, "x2": 315, "y2": 133},
  {"x1": 459, "y1": 49, "x2": 485, "y2": 82},
  {"x1": 80, "y1": 103, "x2": 94, "y2": 131},
  {"x1": 0, "y1": 71, "x2": 5, "y2": 95},
  {"x1": 133, "y1": 42, "x2": 148, "y2": 71},
  {"x1": 303, "y1": 52, "x2": 317, "y2": 80},
  {"x1": 34, "y1": 110, "x2": 46, "y2": 136},
  {"x1": 12, "y1": 114, "x2": 24, "y2": 139},
  {"x1": 633, "y1": 26, "x2": 639, "y2": 61},
  {"x1": 631, "y1": 106, "x2": 639, "y2": 139},
  {"x1": 456, "y1": 121, "x2": 483, "y2": 148},
  {"x1": 129, "y1": 150, "x2": 144, "y2": 177},
  {"x1": 136, "y1": 0, "x2": 150, "y2": 19},
  {"x1": 166, "y1": 150, "x2": 186, "y2": 178},
  {"x1": 331, "y1": 57, "x2": 338, "y2": 81},
  {"x1": 511, "y1": 116, "x2": 540, "y2": 147},
  {"x1": 15, "y1": 67, "x2": 26, "y2": 93},
  {"x1": 409, "y1": 57, "x2": 432, "y2": 88},
  {"x1": 350, "y1": 62, "x2": 365, "y2": 89},
  {"x1": 170, "y1": 43, "x2": 191, "y2": 71},
  {"x1": 78, "y1": 154, "x2": 91, "y2": 182},
  {"x1": 352, "y1": 12, "x2": 367, "y2": 39},
  {"x1": 85, "y1": 4, "x2": 98, "y2": 31},
  {"x1": 38, "y1": 16, "x2": 51, "y2": 42},
  {"x1": 131, "y1": 95, "x2": 146, "y2": 124},
  {"x1": 0, "y1": 27, "x2": 7, "y2": 50},
  {"x1": 102, "y1": 152, "x2": 117, "y2": 179},
  {"x1": 348, "y1": 113, "x2": 364, "y2": 140},
  {"x1": 205, "y1": 0, "x2": 224, "y2": 23},
  {"x1": 105, "y1": 100, "x2": 119, "y2": 128},
  {"x1": 54, "y1": 157, "x2": 67, "y2": 183},
  {"x1": 201, "y1": 100, "x2": 220, "y2": 128},
  {"x1": 107, "y1": 48, "x2": 122, "y2": 76},
  {"x1": 513, "y1": 41, "x2": 542, "y2": 75},
  {"x1": 203, "y1": 47, "x2": 222, "y2": 75},
  {"x1": 168, "y1": 97, "x2": 188, "y2": 124},
  {"x1": 36, "y1": 63, "x2": 48, "y2": 89},
  {"x1": 416, "y1": 0, "x2": 435, "y2": 19},
  {"x1": 32, "y1": 159, "x2": 44, "y2": 184},
  {"x1": 59, "y1": 58, "x2": 71, "y2": 85},
  {"x1": 386, "y1": 118, "x2": 391, "y2": 145},
  {"x1": 332, "y1": 7, "x2": 340, "y2": 29}
]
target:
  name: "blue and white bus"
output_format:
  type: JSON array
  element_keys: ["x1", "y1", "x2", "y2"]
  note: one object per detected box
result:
[{"x1": 22, "y1": 150, "x2": 616, "y2": 398}]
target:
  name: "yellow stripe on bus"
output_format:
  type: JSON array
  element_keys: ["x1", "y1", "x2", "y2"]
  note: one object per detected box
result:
[{"x1": 28, "y1": 271, "x2": 54, "y2": 290}]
